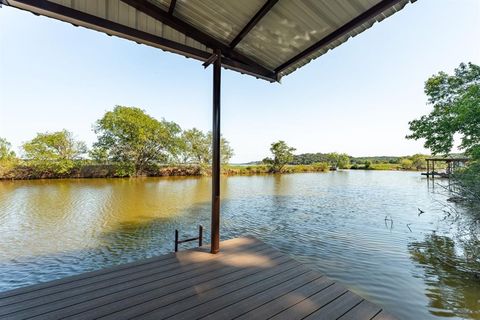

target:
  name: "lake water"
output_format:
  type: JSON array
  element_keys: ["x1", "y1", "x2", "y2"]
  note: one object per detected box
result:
[{"x1": 0, "y1": 171, "x2": 478, "y2": 319}]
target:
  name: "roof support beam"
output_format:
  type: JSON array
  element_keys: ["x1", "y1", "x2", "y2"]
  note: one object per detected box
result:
[
  {"x1": 275, "y1": 0, "x2": 405, "y2": 74},
  {"x1": 229, "y1": 0, "x2": 278, "y2": 49},
  {"x1": 168, "y1": 0, "x2": 176, "y2": 15},
  {"x1": 120, "y1": 0, "x2": 275, "y2": 78},
  {"x1": 6, "y1": 0, "x2": 277, "y2": 82}
]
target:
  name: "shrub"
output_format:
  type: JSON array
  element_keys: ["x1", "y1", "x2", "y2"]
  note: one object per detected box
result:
[{"x1": 312, "y1": 162, "x2": 329, "y2": 172}]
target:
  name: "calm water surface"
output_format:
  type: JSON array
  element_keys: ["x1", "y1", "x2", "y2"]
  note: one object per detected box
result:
[{"x1": 0, "y1": 171, "x2": 479, "y2": 319}]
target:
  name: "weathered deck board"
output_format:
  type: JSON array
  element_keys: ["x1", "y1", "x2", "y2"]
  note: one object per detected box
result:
[
  {"x1": 0, "y1": 236, "x2": 396, "y2": 319},
  {"x1": 2, "y1": 246, "x2": 277, "y2": 318}
]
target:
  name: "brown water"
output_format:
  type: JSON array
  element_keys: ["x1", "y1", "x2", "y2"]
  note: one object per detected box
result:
[{"x1": 0, "y1": 171, "x2": 479, "y2": 319}]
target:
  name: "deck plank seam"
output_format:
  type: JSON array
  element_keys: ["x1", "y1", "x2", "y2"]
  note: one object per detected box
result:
[
  {"x1": 0, "y1": 242, "x2": 269, "y2": 307},
  {"x1": 198, "y1": 274, "x2": 325, "y2": 320},
  {"x1": 0, "y1": 244, "x2": 273, "y2": 314},
  {"x1": 298, "y1": 290, "x2": 350, "y2": 320},
  {"x1": 160, "y1": 267, "x2": 314, "y2": 320},
  {"x1": 0, "y1": 237, "x2": 394, "y2": 320},
  {"x1": 370, "y1": 309, "x2": 383, "y2": 319},
  {"x1": 1, "y1": 250, "x2": 284, "y2": 319},
  {"x1": 53, "y1": 254, "x2": 296, "y2": 320},
  {"x1": 116, "y1": 262, "x2": 306, "y2": 320},
  {"x1": 259, "y1": 282, "x2": 338, "y2": 320},
  {"x1": 335, "y1": 298, "x2": 365, "y2": 319},
  {"x1": 11, "y1": 250, "x2": 288, "y2": 320},
  {"x1": 231, "y1": 279, "x2": 335, "y2": 320},
  {"x1": 0, "y1": 253, "x2": 177, "y2": 299},
  {"x1": 0, "y1": 238, "x2": 267, "y2": 300}
]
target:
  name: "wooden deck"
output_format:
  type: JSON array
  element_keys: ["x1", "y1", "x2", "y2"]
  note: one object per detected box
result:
[{"x1": 0, "y1": 237, "x2": 396, "y2": 320}]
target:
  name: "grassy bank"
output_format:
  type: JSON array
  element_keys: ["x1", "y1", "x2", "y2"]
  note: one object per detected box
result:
[
  {"x1": 351, "y1": 163, "x2": 403, "y2": 170},
  {"x1": 0, "y1": 163, "x2": 204, "y2": 180},
  {"x1": 0, "y1": 161, "x2": 422, "y2": 180},
  {"x1": 223, "y1": 163, "x2": 331, "y2": 175}
]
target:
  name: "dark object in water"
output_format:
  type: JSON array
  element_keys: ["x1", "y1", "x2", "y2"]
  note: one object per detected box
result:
[
  {"x1": 447, "y1": 196, "x2": 465, "y2": 203},
  {"x1": 406, "y1": 223, "x2": 412, "y2": 232}
]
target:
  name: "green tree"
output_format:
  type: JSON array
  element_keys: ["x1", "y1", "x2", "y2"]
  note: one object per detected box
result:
[
  {"x1": 181, "y1": 128, "x2": 210, "y2": 164},
  {"x1": 22, "y1": 130, "x2": 87, "y2": 174},
  {"x1": 0, "y1": 137, "x2": 16, "y2": 161},
  {"x1": 400, "y1": 158, "x2": 413, "y2": 170},
  {"x1": 263, "y1": 141, "x2": 296, "y2": 173},
  {"x1": 326, "y1": 152, "x2": 351, "y2": 169},
  {"x1": 407, "y1": 63, "x2": 480, "y2": 204},
  {"x1": 180, "y1": 129, "x2": 234, "y2": 165},
  {"x1": 207, "y1": 132, "x2": 234, "y2": 165},
  {"x1": 92, "y1": 106, "x2": 182, "y2": 175},
  {"x1": 407, "y1": 62, "x2": 480, "y2": 158},
  {"x1": 410, "y1": 154, "x2": 427, "y2": 170},
  {"x1": 364, "y1": 160, "x2": 372, "y2": 169}
]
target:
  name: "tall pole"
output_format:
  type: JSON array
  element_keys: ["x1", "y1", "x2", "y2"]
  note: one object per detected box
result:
[{"x1": 211, "y1": 49, "x2": 221, "y2": 254}]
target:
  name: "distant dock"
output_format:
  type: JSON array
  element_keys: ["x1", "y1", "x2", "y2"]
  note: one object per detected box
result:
[{"x1": 422, "y1": 157, "x2": 469, "y2": 179}]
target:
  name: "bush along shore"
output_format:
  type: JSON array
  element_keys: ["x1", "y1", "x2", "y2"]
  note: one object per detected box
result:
[{"x1": 0, "y1": 161, "x2": 429, "y2": 180}]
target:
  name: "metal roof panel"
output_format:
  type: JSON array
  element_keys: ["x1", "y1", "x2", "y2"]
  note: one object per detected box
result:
[{"x1": 4, "y1": 0, "x2": 414, "y2": 82}]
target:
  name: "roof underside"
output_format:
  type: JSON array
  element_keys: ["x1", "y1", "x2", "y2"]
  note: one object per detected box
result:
[{"x1": 3, "y1": 0, "x2": 414, "y2": 82}]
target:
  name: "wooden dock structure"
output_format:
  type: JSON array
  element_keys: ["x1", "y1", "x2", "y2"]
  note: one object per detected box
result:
[
  {"x1": 0, "y1": 237, "x2": 396, "y2": 320},
  {"x1": 422, "y1": 157, "x2": 469, "y2": 179}
]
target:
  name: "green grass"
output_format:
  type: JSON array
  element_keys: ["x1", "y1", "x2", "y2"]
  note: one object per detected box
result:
[{"x1": 369, "y1": 163, "x2": 402, "y2": 170}]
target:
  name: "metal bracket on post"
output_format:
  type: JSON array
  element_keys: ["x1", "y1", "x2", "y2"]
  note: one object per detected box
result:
[{"x1": 202, "y1": 52, "x2": 219, "y2": 69}]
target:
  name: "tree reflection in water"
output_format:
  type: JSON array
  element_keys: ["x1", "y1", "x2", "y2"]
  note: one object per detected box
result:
[{"x1": 409, "y1": 231, "x2": 480, "y2": 319}]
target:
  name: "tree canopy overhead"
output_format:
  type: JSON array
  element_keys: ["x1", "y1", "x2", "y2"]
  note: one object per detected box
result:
[{"x1": 407, "y1": 62, "x2": 480, "y2": 159}]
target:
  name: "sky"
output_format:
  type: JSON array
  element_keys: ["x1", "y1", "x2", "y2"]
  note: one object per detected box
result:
[{"x1": 0, "y1": 1, "x2": 479, "y2": 163}]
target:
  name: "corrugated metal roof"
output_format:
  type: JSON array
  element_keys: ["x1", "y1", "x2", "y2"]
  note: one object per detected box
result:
[
  {"x1": 3, "y1": 0, "x2": 414, "y2": 81},
  {"x1": 173, "y1": 0, "x2": 264, "y2": 45}
]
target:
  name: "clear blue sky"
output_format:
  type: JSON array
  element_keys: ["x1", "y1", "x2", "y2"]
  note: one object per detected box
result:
[{"x1": 0, "y1": 1, "x2": 479, "y2": 163}]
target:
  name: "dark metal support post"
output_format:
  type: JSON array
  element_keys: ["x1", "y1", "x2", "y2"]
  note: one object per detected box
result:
[
  {"x1": 174, "y1": 229, "x2": 179, "y2": 252},
  {"x1": 427, "y1": 159, "x2": 430, "y2": 180},
  {"x1": 211, "y1": 48, "x2": 221, "y2": 254},
  {"x1": 432, "y1": 160, "x2": 435, "y2": 181}
]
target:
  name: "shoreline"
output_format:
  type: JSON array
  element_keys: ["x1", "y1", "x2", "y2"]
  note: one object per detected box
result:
[{"x1": 0, "y1": 163, "x2": 420, "y2": 181}]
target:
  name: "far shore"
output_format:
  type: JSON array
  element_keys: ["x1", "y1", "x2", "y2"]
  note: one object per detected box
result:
[{"x1": 0, "y1": 163, "x2": 422, "y2": 181}]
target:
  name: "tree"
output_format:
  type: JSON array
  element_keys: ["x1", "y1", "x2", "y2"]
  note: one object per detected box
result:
[
  {"x1": 180, "y1": 128, "x2": 234, "y2": 165},
  {"x1": 92, "y1": 106, "x2": 182, "y2": 175},
  {"x1": 410, "y1": 154, "x2": 427, "y2": 170},
  {"x1": 364, "y1": 160, "x2": 372, "y2": 169},
  {"x1": 407, "y1": 62, "x2": 480, "y2": 159},
  {"x1": 326, "y1": 152, "x2": 351, "y2": 169},
  {"x1": 181, "y1": 128, "x2": 210, "y2": 164},
  {"x1": 207, "y1": 132, "x2": 234, "y2": 165},
  {"x1": 400, "y1": 158, "x2": 413, "y2": 170},
  {"x1": 407, "y1": 63, "x2": 480, "y2": 204},
  {"x1": 22, "y1": 130, "x2": 87, "y2": 174},
  {"x1": 263, "y1": 141, "x2": 296, "y2": 173},
  {"x1": 0, "y1": 137, "x2": 16, "y2": 161}
]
